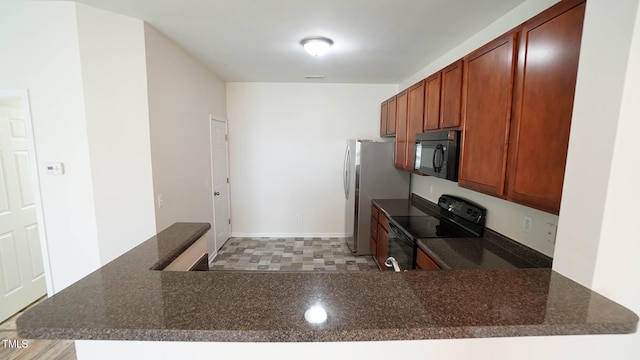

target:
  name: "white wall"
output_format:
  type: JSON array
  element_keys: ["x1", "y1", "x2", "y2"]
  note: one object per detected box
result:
[
  {"x1": 226, "y1": 82, "x2": 398, "y2": 237},
  {"x1": 0, "y1": 1, "x2": 101, "y2": 293},
  {"x1": 144, "y1": 24, "x2": 226, "y2": 252},
  {"x1": 75, "y1": 4, "x2": 157, "y2": 265},
  {"x1": 553, "y1": 0, "x2": 640, "y2": 287},
  {"x1": 590, "y1": 3, "x2": 640, "y2": 358}
]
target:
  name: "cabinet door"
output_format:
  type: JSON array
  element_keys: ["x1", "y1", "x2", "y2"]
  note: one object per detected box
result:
[
  {"x1": 387, "y1": 96, "x2": 397, "y2": 136},
  {"x1": 394, "y1": 91, "x2": 408, "y2": 169},
  {"x1": 440, "y1": 60, "x2": 463, "y2": 129},
  {"x1": 507, "y1": 0, "x2": 585, "y2": 214},
  {"x1": 380, "y1": 100, "x2": 388, "y2": 137},
  {"x1": 370, "y1": 216, "x2": 378, "y2": 259},
  {"x1": 416, "y1": 247, "x2": 441, "y2": 270},
  {"x1": 424, "y1": 72, "x2": 441, "y2": 131},
  {"x1": 376, "y1": 223, "x2": 389, "y2": 270},
  {"x1": 406, "y1": 81, "x2": 425, "y2": 171},
  {"x1": 459, "y1": 32, "x2": 517, "y2": 196}
]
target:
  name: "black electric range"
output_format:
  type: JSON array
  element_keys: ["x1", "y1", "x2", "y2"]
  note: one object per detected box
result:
[{"x1": 387, "y1": 195, "x2": 486, "y2": 270}]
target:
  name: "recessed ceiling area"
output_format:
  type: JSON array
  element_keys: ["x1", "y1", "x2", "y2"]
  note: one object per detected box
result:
[{"x1": 52, "y1": 0, "x2": 528, "y2": 83}]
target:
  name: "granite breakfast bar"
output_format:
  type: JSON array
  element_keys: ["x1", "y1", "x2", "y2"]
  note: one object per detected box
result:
[{"x1": 16, "y1": 222, "x2": 638, "y2": 359}]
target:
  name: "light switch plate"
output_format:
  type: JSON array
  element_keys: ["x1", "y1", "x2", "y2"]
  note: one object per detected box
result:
[
  {"x1": 546, "y1": 223, "x2": 558, "y2": 244},
  {"x1": 523, "y1": 216, "x2": 533, "y2": 233}
]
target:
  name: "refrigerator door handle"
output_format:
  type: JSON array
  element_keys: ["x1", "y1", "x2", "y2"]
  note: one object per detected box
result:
[{"x1": 344, "y1": 145, "x2": 350, "y2": 199}]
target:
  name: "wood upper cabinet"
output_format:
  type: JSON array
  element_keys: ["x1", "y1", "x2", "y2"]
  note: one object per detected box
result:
[
  {"x1": 439, "y1": 60, "x2": 464, "y2": 129},
  {"x1": 394, "y1": 90, "x2": 408, "y2": 169},
  {"x1": 387, "y1": 96, "x2": 397, "y2": 136},
  {"x1": 380, "y1": 100, "x2": 388, "y2": 137},
  {"x1": 506, "y1": 0, "x2": 586, "y2": 214},
  {"x1": 380, "y1": 96, "x2": 397, "y2": 137},
  {"x1": 395, "y1": 81, "x2": 425, "y2": 172},
  {"x1": 405, "y1": 81, "x2": 425, "y2": 171},
  {"x1": 424, "y1": 72, "x2": 441, "y2": 131},
  {"x1": 459, "y1": 32, "x2": 518, "y2": 197},
  {"x1": 422, "y1": 60, "x2": 462, "y2": 132}
]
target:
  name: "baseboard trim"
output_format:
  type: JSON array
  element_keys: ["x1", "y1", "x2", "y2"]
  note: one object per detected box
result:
[{"x1": 230, "y1": 232, "x2": 348, "y2": 238}]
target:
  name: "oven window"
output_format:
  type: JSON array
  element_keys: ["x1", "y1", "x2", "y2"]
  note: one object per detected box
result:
[{"x1": 388, "y1": 227, "x2": 416, "y2": 270}]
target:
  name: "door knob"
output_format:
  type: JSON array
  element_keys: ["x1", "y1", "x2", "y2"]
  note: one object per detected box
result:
[{"x1": 214, "y1": 192, "x2": 220, "y2": 196}]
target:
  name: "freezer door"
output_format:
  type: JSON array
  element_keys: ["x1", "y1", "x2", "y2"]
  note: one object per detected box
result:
[{"x1": 353, "y1": 141, "x2": 410, "y2": 255}]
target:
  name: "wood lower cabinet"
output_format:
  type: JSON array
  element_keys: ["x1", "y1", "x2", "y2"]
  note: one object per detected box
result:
[
  {"x1": 377, "y1": 220, "x2": 389, "y2": 269},
  {"x1": 506, "y1": 0, "x2": 586, "y2": 214},
  {"x1": 415, "y1": 246, "x2": 441, "y2": 270},
  {"x1": 370, "y1": 204, "x2": 389, "y2": 270},
  {"x1": 459, "y1": 32, "x2": 517, "y2": 197}
]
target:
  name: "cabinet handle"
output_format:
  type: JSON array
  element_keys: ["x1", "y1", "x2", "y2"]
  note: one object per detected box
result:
[{"x1": 344, "y1": 146, "x2": 351, "y2": 199}]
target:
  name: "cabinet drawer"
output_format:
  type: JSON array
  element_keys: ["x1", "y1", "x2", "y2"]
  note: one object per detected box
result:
[
  {"x1": 371, "y1": 205, "x2": 380, "y2": 221},
  {"x1": 416, "y1": 247, "x2": 441, "y2": 270},
  {"x1": 379, "y1": 214, "x2": 389, "y2": 232}
]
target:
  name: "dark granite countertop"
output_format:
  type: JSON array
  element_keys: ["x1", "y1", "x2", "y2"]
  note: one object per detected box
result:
[
  {"x1": 372, "y1": 197, "x2": 552, "y2": 270},
  {"x1": 17, "y1": 222, "x2": 638, "y2": 342}
]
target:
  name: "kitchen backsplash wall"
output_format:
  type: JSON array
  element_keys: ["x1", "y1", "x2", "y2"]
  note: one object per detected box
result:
[{"x1": 412, "y1": 176, "x2": 558, "y2": 257}]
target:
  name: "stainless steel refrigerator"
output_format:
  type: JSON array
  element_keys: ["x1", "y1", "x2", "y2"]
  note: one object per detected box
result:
[{"x1": 343, "y1": 140, "x2": 410, "y2": 255}]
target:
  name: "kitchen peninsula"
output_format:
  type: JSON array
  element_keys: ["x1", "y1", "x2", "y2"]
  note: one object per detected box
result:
[{"x1": 17, "y1": 222, "x2": 637, "y2": 349}]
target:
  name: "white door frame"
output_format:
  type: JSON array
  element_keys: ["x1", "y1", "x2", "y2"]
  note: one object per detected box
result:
[
  {"x1": 0, "y1": 89, "x2": 53, "y2": 295},
  {"x1": 209, "y1": 115, "x2": 231, "y2": 260}
]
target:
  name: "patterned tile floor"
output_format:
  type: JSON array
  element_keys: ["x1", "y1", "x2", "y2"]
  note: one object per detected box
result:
[{"x1": 210, "y1": 237, "x2": 380, "y2": 272}]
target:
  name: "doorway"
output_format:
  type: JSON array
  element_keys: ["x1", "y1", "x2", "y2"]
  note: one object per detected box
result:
[
  {"x1": 0, "y1": 89, "x2": 48, "y2": 322},
  {"x1": 209, "y1": 116, "x2": 231, "y2": 263}
]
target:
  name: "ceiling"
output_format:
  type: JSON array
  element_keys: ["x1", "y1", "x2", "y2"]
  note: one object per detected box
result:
[{"x1": 61, "y1": 0, "x2": 527, "y2": 84}]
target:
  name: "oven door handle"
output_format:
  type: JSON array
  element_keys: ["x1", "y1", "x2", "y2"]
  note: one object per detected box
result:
[{"x1": 384, "y1": 257, "x2": 401, "y2": 272}]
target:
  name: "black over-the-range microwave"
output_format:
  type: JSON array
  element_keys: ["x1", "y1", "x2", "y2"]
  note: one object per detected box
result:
[{"x1": 414, "y1": 130, "x2": 461, "y2": 181}]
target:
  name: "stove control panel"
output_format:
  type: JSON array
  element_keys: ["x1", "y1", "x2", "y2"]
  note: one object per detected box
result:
[{"x1": 438, "y1": 195, "x2": 486, "y2": 225}]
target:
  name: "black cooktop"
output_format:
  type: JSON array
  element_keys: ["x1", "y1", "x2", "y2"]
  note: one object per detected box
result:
[
  {"x1": 391, "y1": 215, "x2": 478, "y2": 239},
  {"x1": 390, "y1": 195, "x2": 487, "y2": 240}
]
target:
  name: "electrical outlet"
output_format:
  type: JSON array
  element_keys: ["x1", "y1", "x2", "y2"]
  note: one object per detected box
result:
[
  {"x1": 546, "y1": 223, "x2": 558, "y2": 244},
  {"x1": 523, "y1": 216, "x2": 533, "y2": 233}
]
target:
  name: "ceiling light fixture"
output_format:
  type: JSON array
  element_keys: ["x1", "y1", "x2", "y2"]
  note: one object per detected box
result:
[{"x1": 301, "y1": 37, "x2": 334, "y2": 57}]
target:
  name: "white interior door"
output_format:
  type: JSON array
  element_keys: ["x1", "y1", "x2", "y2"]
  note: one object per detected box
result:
[
  {"x1": 210, "y1": 118, "x2": 231, "y2": 255},
  {"x1": 0, "y1": 99, "x2": 46, "y2": 322}
]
